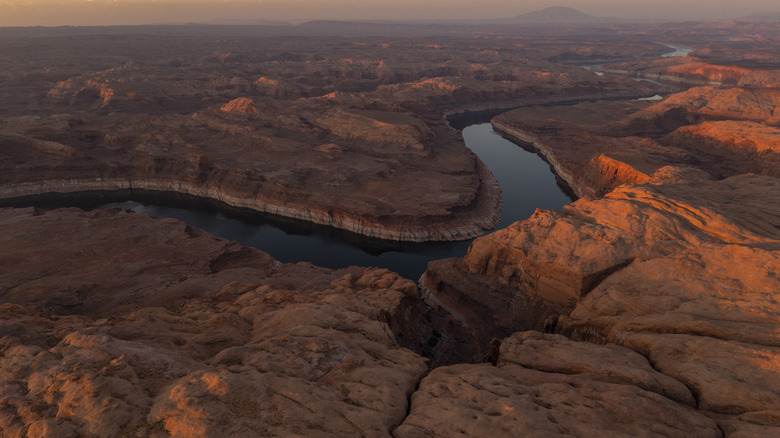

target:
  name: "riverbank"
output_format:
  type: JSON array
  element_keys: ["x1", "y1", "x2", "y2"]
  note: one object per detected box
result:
[
  {"x1": 0, "y1": 161, "x2": 502, "y2": 243},
  {"x1": 8, "y1": 122, "x2": 573, "y2": 281},
  {"x1": 490, "y1": 120, "x2": 584, "y2": 198},
  {"x1": 2, "y1": 90, "x2": 671, "y2": 244}
]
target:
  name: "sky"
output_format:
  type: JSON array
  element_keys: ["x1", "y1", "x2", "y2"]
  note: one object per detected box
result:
[{"x1": 1, "y1": 0, "x2": 778, "y2": 27}]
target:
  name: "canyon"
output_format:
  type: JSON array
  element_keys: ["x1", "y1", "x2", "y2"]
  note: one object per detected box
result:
[
  {"x1": 1, "y1": 18, "x2": 779, "y2": 437},
  {"x1": 0, "y1": 28, "x2": 669, "y2": 242}
]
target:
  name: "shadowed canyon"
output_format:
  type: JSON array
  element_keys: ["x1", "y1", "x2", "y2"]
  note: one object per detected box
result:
[{"x1": 0, "y1": 14, "x2": 779, "y2": 438}]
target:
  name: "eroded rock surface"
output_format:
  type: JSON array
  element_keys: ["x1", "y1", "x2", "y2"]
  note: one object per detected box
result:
[
  {"x1": 422, "y1": 167, "x2": 780, "y2": 433},
  {"x1": 0, "y1": 207, "x2": 437, "y2": 437},
  {"x1": 396, "y1": 333, "x2": 720, "y2": 438},
  {"x1": 418, "y1": 51, "x2": 780, "y2": 435},
  {"x1": 0, "y1": 29, "x2": 666, "y2": 242},
  {"x1": 3, "y1": 21, "x2": 780, "y2": 438}
]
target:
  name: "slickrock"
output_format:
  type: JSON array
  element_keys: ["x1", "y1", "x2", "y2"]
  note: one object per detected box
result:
[
  {"x1": 4, "y1": 23, "x2": 780, "y2": 438},
  {"x1": 0, "y1": 207, "x2": 438, "y2": 437},
  {"x1": 421, "y1": 100, "x2": 780, "y2": 434},
  {"x1": 497, "y1": 332, "x2": 695, "y2": 407},
  {"x1": 633, "y1": 86, "x2": 780, "y2": 125},
  {"x1": 395, "y1": 333, "x2": 720, "y2": 437},
  {"x1": 0, "y1": 207, "x2": 276, "y2": 315},
  {"x1": 493, "y1": 85, "x2": 780, "y2": 199},
  {"x1": 665, "y1": 120, "x2": 780, "y2": 177},
  {"x1": 462, "y1": 167, "x2": 779, "y2": 309}
]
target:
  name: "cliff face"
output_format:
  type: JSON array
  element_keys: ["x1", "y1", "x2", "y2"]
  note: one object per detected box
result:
[
  {"x1": 463, "y1": 168, "x2": 780, "y2": 308},
  {"x1": 397, "y1": 332, "x2": 722, "y2": 437},
  {"x1": 418, "y1": 176, "x2": 780, "y2": 433},
  {"x1": 492, "y1": 84, "x2": 780, "y2": 200},
  {"x1": 415, "y1": 74, "x2": 780, "y2": 435},
  {"x1": 0, "y1": 32, "x2": 662, "y2": 242},
  {"x1": 665, "y1": 120, "x2": 780, "y2": 177},
  {"x1": 491, "y1": 101, "x2": 691, "y2": 199},
  {"x1": 0, "y1": 104, "x2": 502, "y2": 242}
]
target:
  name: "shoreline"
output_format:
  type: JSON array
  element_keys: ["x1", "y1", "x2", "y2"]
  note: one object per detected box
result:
[
  {"x1": 490, "y1": 119, "x2": 584, "y2": 199},
  {"x1": 441, "y1": 90, "x2": 678, "y2": 128},
  {"x1": 0, "y1": 162, "x2": 502, "y2": 243},
  {"x1": 2, "y1": 92, "x2": 668, "y2": 243}
]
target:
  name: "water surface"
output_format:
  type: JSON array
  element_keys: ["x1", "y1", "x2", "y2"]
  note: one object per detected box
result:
[
  {"x1": 37, "y1": 122, "x2": 573, "y2": 280},
  {"x1": 661, "y1": 45, "x2": 694, "y2": 58}
]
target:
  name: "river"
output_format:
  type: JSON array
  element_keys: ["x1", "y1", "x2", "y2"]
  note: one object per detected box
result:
[{"x1": 34, "y1": 121, "x2": 573, "y2": 280}]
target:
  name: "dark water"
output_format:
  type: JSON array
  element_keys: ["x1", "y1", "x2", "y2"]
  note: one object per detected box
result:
[{"x1": 32, "y1": 122, "x2": 573, "y2": 280}]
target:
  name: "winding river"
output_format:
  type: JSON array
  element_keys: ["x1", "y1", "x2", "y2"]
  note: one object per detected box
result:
[{"x1": 36, "y1": 121, "x2": 573, "y2": 280}]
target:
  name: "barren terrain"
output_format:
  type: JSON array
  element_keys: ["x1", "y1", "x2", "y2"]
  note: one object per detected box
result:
[{"x1": 1, "y1": 19, "x2": 779, "y2": 437}]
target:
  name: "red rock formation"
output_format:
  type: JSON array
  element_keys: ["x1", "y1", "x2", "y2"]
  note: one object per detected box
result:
[
  {"x1": 650, "y1": 86, "x2": 780, "y2": 124},
  {"x1": 414, "y1": 167, "x2": 780, "y2": 435},
  {"x1": 396, "y1": 334, "x2": 720, "y2": 437},
  {"x1": 3, "y1": 23, "x2": 780, "y2": 437},
  {"x1": 0, "y1": 30, "x2": 667, "y2": 241},
  {"x1": 416, "y1": 75, "x2": 780, "y2": 435},
  {"x1": 219, "y1": 97, "x2": 259, "y2": 113},
  {"x1": 666, "y1": 62, "x2": 751, "y2": 85},
  {"x1": 666, "y1": 120, "x2": 780, "y2": 177},
  {"x1": 0, "y1": 106, "x2": 502, "y2": 242},
  {"x1": 491, "y1": 101, "x2": 691, "y2": 198},
  {"x1": 0, "y1": 207, "x2": 439, "y2": 437}
]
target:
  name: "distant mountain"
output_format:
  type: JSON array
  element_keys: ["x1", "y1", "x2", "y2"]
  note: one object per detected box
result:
[
  {"x1": 498, "y1": 6, "x2": 612, "y2": 24},
  {"x1": 738, "y1": 12, "x2": 780, "y2": 22}
]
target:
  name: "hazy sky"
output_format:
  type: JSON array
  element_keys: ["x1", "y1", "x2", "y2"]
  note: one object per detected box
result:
[{"x1": 1, "y1": 0, "x2": 778, "y2": 27}]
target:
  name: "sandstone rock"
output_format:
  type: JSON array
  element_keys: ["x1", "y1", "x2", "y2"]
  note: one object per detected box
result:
[
  {"x1": 0, "y1": 207, "x2": 435, "y2": 437},
  {"x1": 665, "y1": 120, "x2": 780, "y2": 177},
  {"x1": 0, "y1": 207, "x2": 277, "y2": 316},
  {"x1": 219, "y1": 97, "x2": 259, "y2": 114},
  {"x1": 3, "y1": 23, "x2": 780, "y2": 438},
  {"x1": 665, "y1": 62, "x2": 751, "y2": 85},
  {"x1": 716, "y1": 414, "x2": 780, "y2": 437},
  {"x1": 0, "y1": 29, "x2": 661, "y2": 242},
  {"x1": 617, "y1": 334, "x2": 780, "y2": 415},
  {"x1": 419, "y1": 258, "x2": 563, "y2": 364},
  {"x1": 461, "y1": 168, "x2": 780, "y2": 310},
  {"x1": 395, "y1": 362, "x2": 720, "y2": 437},
  {"x1": 425, "y1": 142, "x2": 779, "y2": 434},
  {"x1": 498, "y1": 331, "x2": 695, "y2": 407},
  {"x1": 491, "y1": 101, "x2": 692, "y2": 198},
  {"x1": 567, "y1": 244, "x2": 780, "y2": 347},
  {"x1": 641, "y1": 86, "x2": 780, "y2": 125}
]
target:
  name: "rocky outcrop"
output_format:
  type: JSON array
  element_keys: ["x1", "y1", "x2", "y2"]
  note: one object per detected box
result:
[
  {"x1": 4, "y1": 23, "x2": 780, "y2": 437},
  {"x1": 411, "y1": 167, "x2": 780, "y2": 435},
  {"x1": 461, "y1": 166, "x2": 779, "y2": 305},
  {"x1": 419, "y1": 257, "x2": 563, "y2": 363},
  {"x1": 418, "y1": 71, "x2": 780, "y2": 434},
  {"x1": 665, "y1": 120, "x2": 780, "y2": 177},
  {"x1": 0, "y1": 105, "x2": 503, "y2": 242},
  {"x1": 0, "y1": 207, "x2": 441, "y2": 437},
  {"x1": 0, "y1": 28, "x2": 671, "y2": 242},
  {"x1": 396, "y1": 333, "x2": 720, "y2": 437},
  {"x1": 491, "y1": 101, "x2": 691, "y2": 199},
  {"x1": 605, "y1": 60, "x2": 780, "y2": 88},
  {"x1": 0, "y1": 173, "x2": 500, "y2": 243},
  {"x1": 666, "y1": 63, "x2": 751, "y2": 85},
  {"x1": 645, "y1": 86, "x2": 780, "y2": 124},
  {"x1": 493, "y1": 84, "x2": 780, "y2": 202}
]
